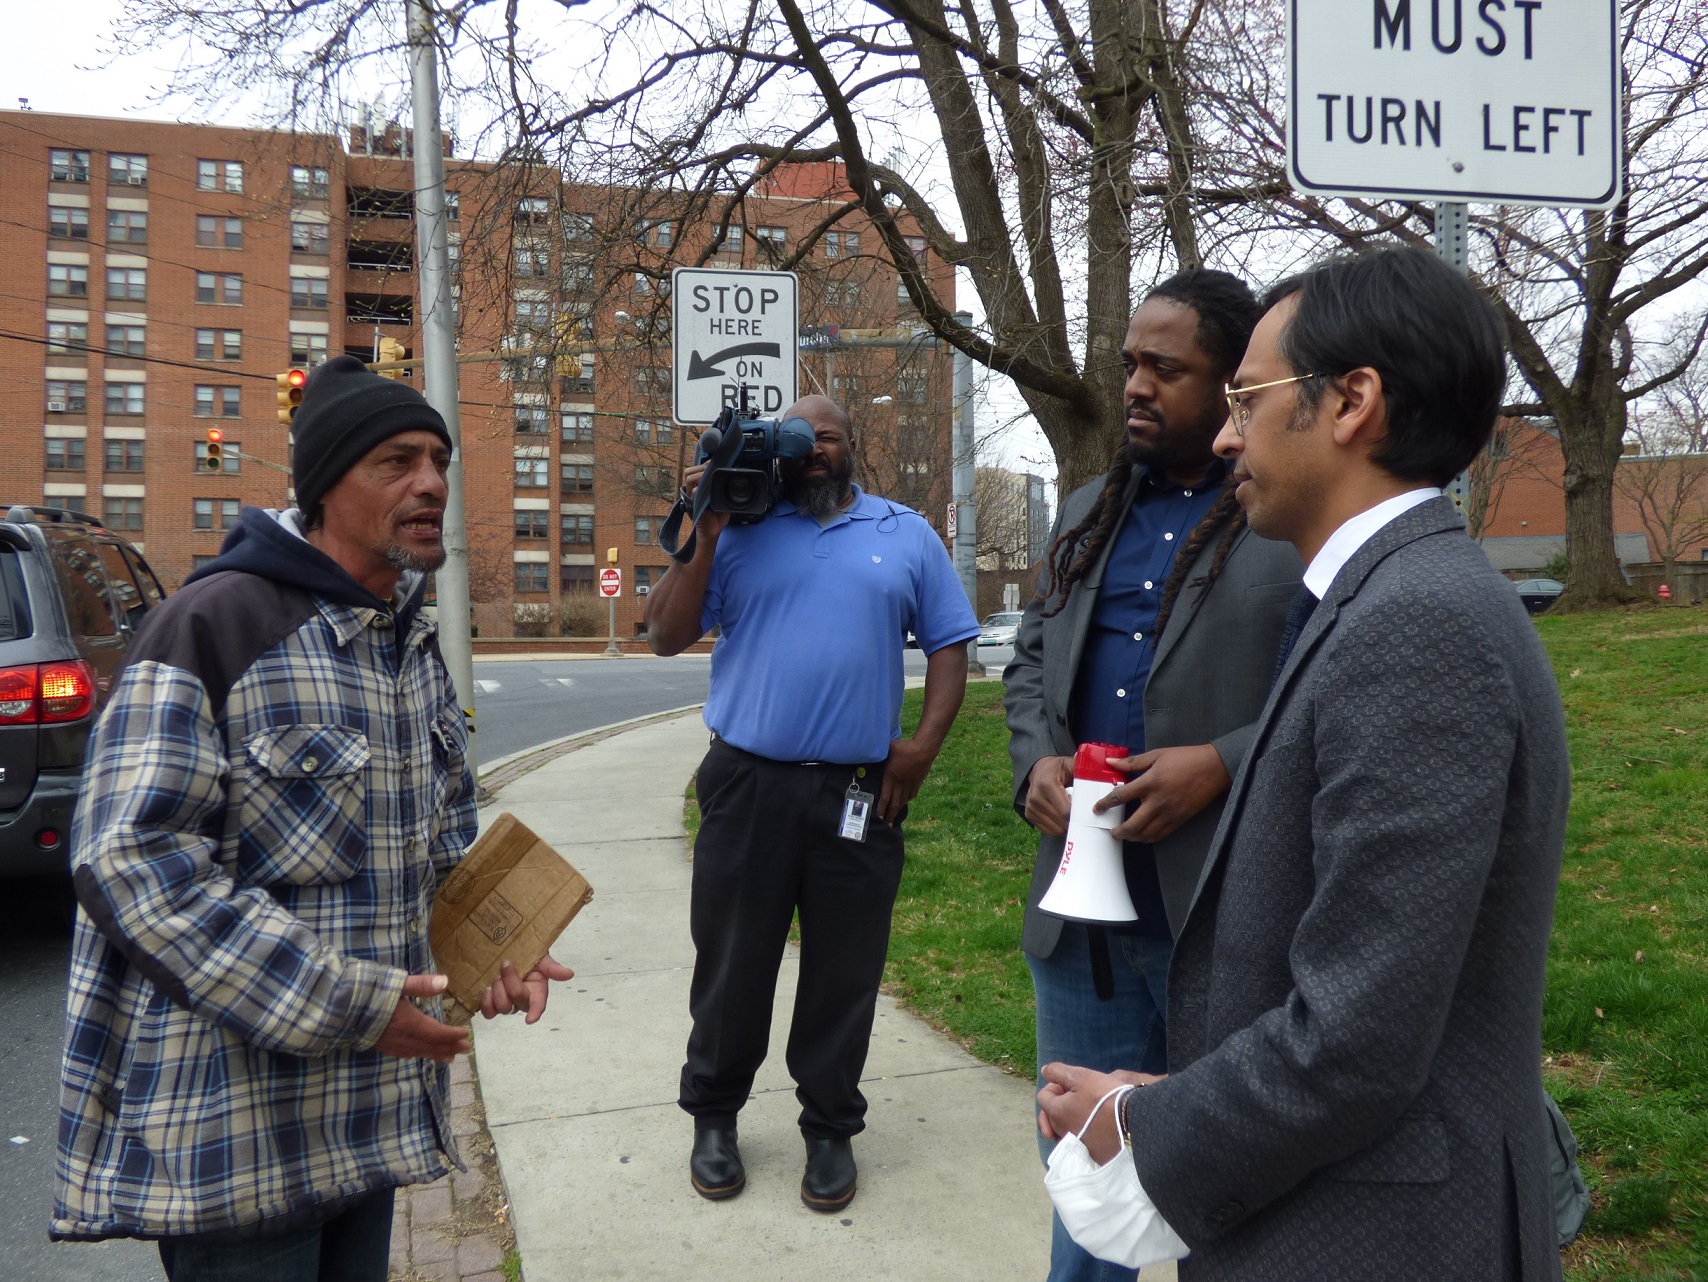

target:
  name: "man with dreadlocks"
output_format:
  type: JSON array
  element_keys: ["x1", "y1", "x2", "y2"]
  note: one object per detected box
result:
[{"x1": 1004, "y1": 268, "x2": 1301, "y2": 1282}]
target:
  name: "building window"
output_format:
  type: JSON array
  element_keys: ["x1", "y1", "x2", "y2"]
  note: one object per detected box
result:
[
  {"x1": 106, "y1": 384, "x2": 148, "y2": 424},
  {"x1": 561, "y1": 513, "x2": 593, "y2": 545},
  {"x1": 561, "y1": 463, "x2": 594, "y2": 494},
  {"x1": 563, "y1": 212, "x2": 594, "y2": 243},
  {"x1": 108, "y1": 154, "x2": 149, "y2": 187},
  {"x1": 290, "y1": 220, "x2": 329, "y2": 254},
  {"x1": 514, "y1": 297, "x2": 552, "y2": 334},
  {"x1": 445, "y1": 191, "x2": 460, "y2": 220},
  {"x1": 107, "y1": 325, "x2": 146, "y2": 358},
  {"x1": 825, "y1": 230, "x2": 861, "y2": 259},
  {"x1": 634, "y1": 465, "x2": 674, "y2": 498},
  {"x1": 515, "y1": 510, "x2": 550, "y2": 539},
  {"x1": 756, "y1": 225, "x2": 787, "y2": 257},
  {"x1": 563, "y1": 258, "x2": 594, "y2": 293},
  {"x1": 46, "y1": 380, "x2": 87, "y2": 413},
  {"x1": 289, "y1": 333, "x2": 327, "y2": 366},
  {"x1": 516, "y1": 246, "x2": 551, "y2": 279},
  {"x1": 561, "y1": 411, "x2": 595, "y2": 444},
  {"x1": 50, "y1": 149, "x2": 90, "y2": 183},
  {"x1": 516, "y1": 197, "x2": 552, "y2": 227},
  {"x1": 713, "y1": 224, "x2": 744, "y2": 256},
  {"x1": 194, "y1": 385, "x2": 241, "y2": 417},
  {"x1": 107, "y1": 210, "x2": 148, "y2": 244},
  {"x1": 514, "y1": 403, "x2": 550, "y2": 435},
  {"x1": 196, "y1": 159, "x2": 244, "y2": 192},
  {"x1": 641, "y1": 219, "x2": 674, "y2": 248},
  {"x1": 635, "y1": 515, "x2": 668, "y2": 546},
  {"x1": 634, "y1": 565, "x2": 667, "y2": 595},
  {"x1": 897, "y1": 368, "x2": 929, "y2": 404},
  {"x1": 515, "y1": 563, "x2": 550, "y2": 592},
  {"x1": 103, "y1": 497, "x2": 144, "y2": 530},
  {"x1": 105, "y1": 439, "x2": 145, "y2": 472},
  {"x1": 290, "y1": 277, "x2": 329, "y2": 308},
  {"x1": 515, "y1": 456, "x2": 550, "y2": 488},
  {"x1": 48, "y1": 205, "x2": 89, "y2": 239},
  {"x1": 561, "y1": 313, "x2": 594, "y2": 342},
  {"x1": 634, "y1": 418, "x2": 675, "y2": 445},
  {"x1": 634, "y1": 367, "x2": 671, "y2": 399},
  {"x1": 47, "y1": 322, "x2": 89, "y2": 354},
  {"x1": 193, "y1": 498, "x2": 241, "y2": 531},
  {"x1": 291, "y1": 166, "x2": 331, "y2": 199},
  {"x1": 106, "y1": 267, "x2": 147, "y2": 302},
  {"x1": 503, "y1": 354, "x2": 552, "y2": 384},
  {"x1": 562, "y1": 564, "x2": 596, "y2": 592},
  {"x1": 831, "y1": 374, "x2": 864, "y2": 404},
  {"x1": 48, "y1": 264, "x2": 89, "y2": 297},
  {"x1": 195, "y1": 329, "x2": 242, "y2": 361},
  {"x1": 826, "y1": 280, "x2": 863, "y2": 308},
  {"x1": 194, "y1": 441, "x2": 241, "y2": 474},
  {"x1": 196, "y1": 272, "x2": 243, "y2": 305},
  {"x1": 565, "y1": 355, "x2": 595, "y2": 394},
  {"x1": 45, "y1": 439, "x2": 85, "y2": 471},
  {"x1": 196, "y1": 215, "x2": 244, "y2": 248}
]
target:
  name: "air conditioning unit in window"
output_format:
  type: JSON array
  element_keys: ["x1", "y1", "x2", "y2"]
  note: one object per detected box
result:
[
  {"x1": 47, "y1": 401, "x2": 67, "y2": 413},
  {"x1": 635, "y1": 585, "x2": 650, "y2": 596},
  {"x1": 125, "y1": 175, "x2": 146, "y2": 186}
]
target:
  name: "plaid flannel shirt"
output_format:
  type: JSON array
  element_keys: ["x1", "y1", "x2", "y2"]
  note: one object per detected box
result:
[{"x1": 53, "y1": 582, "x2": 476, "y2": 1241}]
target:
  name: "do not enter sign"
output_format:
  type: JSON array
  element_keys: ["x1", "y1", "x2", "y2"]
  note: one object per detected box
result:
[{"x1": 598, "y1": 567, "x2": 622, "y2": 598}]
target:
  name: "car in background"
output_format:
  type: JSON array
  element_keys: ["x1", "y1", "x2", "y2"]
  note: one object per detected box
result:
[
  {"x1": 1514, "y1": 578, "x2": 1566, "y2": 614},
  {"x1": 0, "y1": 506, "x2": 166, "y2": 877},
  {"x1": 977, "y1": 611, "x2": 1024, "y2": 647}
]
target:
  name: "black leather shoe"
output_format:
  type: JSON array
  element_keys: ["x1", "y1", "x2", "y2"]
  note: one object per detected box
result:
[
  {"x1": 800, "y1": 1135, "x2": 857, "y2": 1212},
  {"x1": 690, "y1": 1123, "x2": 745, "y2": 1200}
]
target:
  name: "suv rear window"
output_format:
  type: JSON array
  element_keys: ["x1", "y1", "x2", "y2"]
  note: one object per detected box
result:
[
  {"x1": 49, "y1": 536, "x2": 120, "y2": 639},
  {"x1": 0, "y1": 549, "x2": 32, "y2": 641}
]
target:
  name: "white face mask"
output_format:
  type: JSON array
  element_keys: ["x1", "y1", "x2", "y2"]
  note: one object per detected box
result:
[{"x1": 1042, "y1": 1087, "x2": 1190, "y2": 1270}]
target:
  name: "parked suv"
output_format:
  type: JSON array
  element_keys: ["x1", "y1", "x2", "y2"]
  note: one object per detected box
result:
[{"x1": 0, "y1": 506, "x2": 166, "y2": 877}]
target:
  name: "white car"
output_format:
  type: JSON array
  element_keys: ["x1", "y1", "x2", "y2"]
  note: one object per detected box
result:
[{"x1": 977, "y1": 611, "x2": 1024, "y2": 647}]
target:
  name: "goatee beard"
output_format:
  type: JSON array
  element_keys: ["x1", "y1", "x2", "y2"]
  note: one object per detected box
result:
[{"x1": 385, "y1": 543, "x2": 447, "y2": 573}]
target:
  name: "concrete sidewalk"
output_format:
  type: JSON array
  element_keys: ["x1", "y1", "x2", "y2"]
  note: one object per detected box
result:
[{"x1": 471, "y1": 710, "x2": 1176, "y2": 1282}]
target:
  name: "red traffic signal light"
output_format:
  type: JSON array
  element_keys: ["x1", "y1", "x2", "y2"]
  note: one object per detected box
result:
[
  {"x1": 276, "y1": 369, "x2": 306, "y2": 424},
  {"x1": 203, "y1": 427, "x2": 226, "y2": 472}
]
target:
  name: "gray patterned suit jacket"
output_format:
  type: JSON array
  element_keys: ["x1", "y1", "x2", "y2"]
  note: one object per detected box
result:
[
  {"x1": 1126, "y1": 497, "x2": 1569, "y2": 1282},
  {"x1": 1004, "y1": 469, "x2": 1301, "y2": 951}
]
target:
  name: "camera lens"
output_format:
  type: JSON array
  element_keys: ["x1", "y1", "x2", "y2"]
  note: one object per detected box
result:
[{"x1": 724, "y1": 475, "x2": 758, "y2": 508}]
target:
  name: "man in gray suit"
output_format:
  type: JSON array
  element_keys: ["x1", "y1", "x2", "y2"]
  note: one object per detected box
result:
[
  {"x1": 1038, "y1": 247, "x2": 1569, "y2": 1281},
  {"x1": 1005, "y1": 268, "x2": 1299, "y2": 1282}
]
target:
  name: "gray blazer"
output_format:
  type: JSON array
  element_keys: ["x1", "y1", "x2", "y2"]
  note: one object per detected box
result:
[
  {"x1": 1128, "y1": 498, "x2": 1569, "y2": 1282},
  {"x1": 1003, "y1": 470, "x2": 1301, "y2": 953}
]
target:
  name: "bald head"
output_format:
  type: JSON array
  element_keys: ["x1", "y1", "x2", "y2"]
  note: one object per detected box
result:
[{"x1": 784, "y1": 394, "x2": 853, "y2": 443}]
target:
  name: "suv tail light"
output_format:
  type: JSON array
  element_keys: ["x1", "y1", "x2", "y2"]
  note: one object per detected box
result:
[{"x1": 0, "y1": 660, "x2": 96, "y2": 725}]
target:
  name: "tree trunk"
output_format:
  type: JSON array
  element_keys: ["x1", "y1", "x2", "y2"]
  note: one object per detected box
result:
[
  {"x1": 1556, "y1": 406, "x2": 1641, "y2": 609},
  {"x1": 1662, "y1": 554, "x2": 1678, "y2": 603}
]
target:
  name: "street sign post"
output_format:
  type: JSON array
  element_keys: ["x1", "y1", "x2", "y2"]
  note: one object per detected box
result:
[
  {"x1": 672, "y1": 267, "x2": 799, "y2": 424},
  {"x1": 1288, "y1": 0, "x2": 1621, "y2": 208}
]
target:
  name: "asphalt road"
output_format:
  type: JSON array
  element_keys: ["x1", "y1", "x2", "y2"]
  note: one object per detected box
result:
[{"x1": 0, "y1": 643, "x2": 1015, "y2": 1278}]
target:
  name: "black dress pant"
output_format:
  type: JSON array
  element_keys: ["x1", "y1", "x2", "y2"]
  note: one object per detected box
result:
[{"x1": 678, "y1": 739, "x2": 906, "y2": 1138}]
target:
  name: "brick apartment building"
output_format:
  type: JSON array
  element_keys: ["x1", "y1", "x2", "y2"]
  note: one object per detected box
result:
[{"x1": 0, "y1": 111, "x2": 955, "y2": 637}]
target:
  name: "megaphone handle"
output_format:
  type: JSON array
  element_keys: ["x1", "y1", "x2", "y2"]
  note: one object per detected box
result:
[{"x1": 1087, "y1": 926, "x2": 1115, "y2": 1002}]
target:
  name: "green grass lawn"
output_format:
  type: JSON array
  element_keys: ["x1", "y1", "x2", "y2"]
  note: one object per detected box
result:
[{"x1": 877, "y1": 612, "x2": 1707, "y2": 1279}]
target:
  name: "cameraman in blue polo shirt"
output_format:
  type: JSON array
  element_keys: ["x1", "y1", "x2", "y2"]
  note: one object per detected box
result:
[{"x1": 647, "y1": 394, "x2": 979, "y2": 1214}]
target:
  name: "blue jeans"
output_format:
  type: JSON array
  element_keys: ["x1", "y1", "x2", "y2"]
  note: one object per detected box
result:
[
  {"x1": 157, "y1": 1188, "x2": 395, "y2": 1282},
  {"x1": 1029, "y1": 923, "x2": 1172, "y2": 1282}
]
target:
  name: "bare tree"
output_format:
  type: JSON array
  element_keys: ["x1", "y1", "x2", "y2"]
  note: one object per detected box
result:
[
  {"x1": 1619, "y1": 392, "x2": 1708, "y2": 596},
  {"x1": 1462, "y1": 419, "x2": 1560, "y2": 542}
]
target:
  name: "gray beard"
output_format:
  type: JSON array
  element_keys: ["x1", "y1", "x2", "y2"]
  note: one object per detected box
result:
[
  {"x1": 385, "y1": 542, "x2": 447, "y2": 573},
  {"x1": 797, "y1": 475, "x2": 848, "y2": 519}
]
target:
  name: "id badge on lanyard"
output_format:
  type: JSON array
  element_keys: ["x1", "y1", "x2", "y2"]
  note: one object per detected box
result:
[{"x1": 839, "y1": 779, "x2": 875, "y2": 843}]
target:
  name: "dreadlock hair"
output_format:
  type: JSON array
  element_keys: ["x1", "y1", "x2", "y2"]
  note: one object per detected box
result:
[{"x1": 1037, "y1": 267, "x2": 1261, "y2": 619}]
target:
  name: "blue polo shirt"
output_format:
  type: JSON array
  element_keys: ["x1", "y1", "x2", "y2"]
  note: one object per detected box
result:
[
  {"x1": 1070, "y1": 460, "x2": 1225, "y2": 939},
  {"x1": 700, "y1": 487, "x2": 979, "y2": 764}
]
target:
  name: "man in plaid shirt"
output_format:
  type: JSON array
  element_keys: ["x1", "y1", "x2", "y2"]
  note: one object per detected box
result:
[{"x1": 53, "y1": 356, "x2": 571, "y2": 1281}]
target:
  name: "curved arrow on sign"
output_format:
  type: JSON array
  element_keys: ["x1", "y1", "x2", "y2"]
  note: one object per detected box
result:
[{"x1": 686, "y1": 342, "x2": 782, "y2": 380}]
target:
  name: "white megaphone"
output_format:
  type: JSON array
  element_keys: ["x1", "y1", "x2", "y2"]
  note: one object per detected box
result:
[{"x1": 1038, "y1": 742, "x2": 1139, "y2": 924}]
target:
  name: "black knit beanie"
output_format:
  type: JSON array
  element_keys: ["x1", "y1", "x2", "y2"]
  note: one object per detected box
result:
[{"x1": 291, "y1": 355, "x2": 453, "y2": 515}]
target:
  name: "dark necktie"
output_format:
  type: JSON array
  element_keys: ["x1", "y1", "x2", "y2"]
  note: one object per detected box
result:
[{"x1": 1270, "y1": 586, "x2": 1319, "y2": 689}]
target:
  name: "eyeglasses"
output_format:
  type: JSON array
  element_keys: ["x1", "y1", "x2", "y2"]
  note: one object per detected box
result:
[{"x1": 1223, "y1": 373, "x2": 1327, "y2": 436}]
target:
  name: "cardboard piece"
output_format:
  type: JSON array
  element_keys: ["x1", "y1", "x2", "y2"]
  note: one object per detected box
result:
[{"x1": 430, "y1": 812, "x2": 593, "y2": 1022}]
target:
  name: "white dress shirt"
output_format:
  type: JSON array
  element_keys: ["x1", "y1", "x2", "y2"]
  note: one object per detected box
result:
[{"x1": 1302, "y1": 488, "x2": 1443, "y2": 601}]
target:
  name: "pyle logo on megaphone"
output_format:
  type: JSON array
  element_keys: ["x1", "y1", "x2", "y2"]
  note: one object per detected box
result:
[{"x1": 1038, "y1": 743, "x2": 1139, "y2": 925}]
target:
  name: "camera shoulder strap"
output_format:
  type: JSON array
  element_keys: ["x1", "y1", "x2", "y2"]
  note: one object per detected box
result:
[{"x1": 659, "y1": 487, "x2": 698, "y2": 564}]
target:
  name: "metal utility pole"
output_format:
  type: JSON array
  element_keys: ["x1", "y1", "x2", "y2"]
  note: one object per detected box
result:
[
  {"x1": 1434, "y1": 202, "x2": 1472, "y2": 511},
  {"x1": 950, "y1": 312, "x2": 984, "y2": 677},
  {"x1": 408, "y1": 0, "x2": 478, "y2": 765}
]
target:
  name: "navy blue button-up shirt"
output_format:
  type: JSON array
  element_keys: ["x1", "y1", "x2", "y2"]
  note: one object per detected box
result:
[{"x1": 1070, "y1": 460, "x2": 1225, "y2": 937}]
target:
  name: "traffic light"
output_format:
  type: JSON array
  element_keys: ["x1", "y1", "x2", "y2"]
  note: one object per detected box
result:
[
  {"x1": 203, "y1": 428, "x2": 225, "y2": 472},
  {"x1": 376, "y1": 336, "x2": 408, "y2": 378},
  {"x1": 276, "y1": 368, "x2": 306, "y2": 424}
]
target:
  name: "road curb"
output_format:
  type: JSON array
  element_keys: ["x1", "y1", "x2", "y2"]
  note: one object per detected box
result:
[{"x1": 477, "y1": 704, "x2": 705, "y2": 796}]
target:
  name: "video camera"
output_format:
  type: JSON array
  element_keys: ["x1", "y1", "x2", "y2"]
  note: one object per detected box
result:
[{"x1": 692, "y1": 407, "x2": 817, "y2": 522}]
